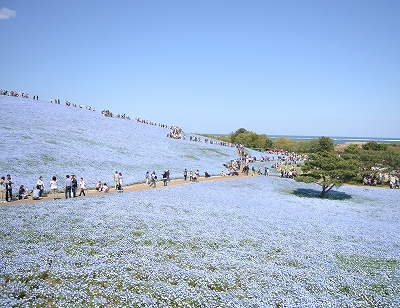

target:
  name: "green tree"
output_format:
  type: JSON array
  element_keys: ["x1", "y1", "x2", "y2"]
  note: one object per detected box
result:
[
  {"x1": 235, "y1": 132, "x2": 266, "y2": 148},
  {"x1": 315, "y1": 136, "x2": 334, "y2": 153},
  {"x1": 260, "y1": 134, "x2": 273, "y2": 149},
  {"x1": 343, "y1": 144, "x2": 361, "y2": 155},
  {"x1": 229, "y1": 128, "x2": 273, "y2": 149},
  {"x1": 296, "y1": 140, "x2": 312, "y2": 153},
  {"x1": 230, "y1": 128, "x2": 248, "y2": 144},
  {"x1": 362, "y1": 141, "x2": 388, "y2": 151},
  {"x1": 295, "y1": 151, "x2": 361, "y2": 198},
  {"x1": 272, "y1": 137, "x2": 297, "y2": 152}
]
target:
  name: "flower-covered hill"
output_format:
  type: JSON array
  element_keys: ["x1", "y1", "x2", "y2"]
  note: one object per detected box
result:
[
  {"x1": 0, "y1": 95, "x2": 252, "y2": 189},
  {"x1": 1, "y1": 95, "x2": 399, "y2": 307}
]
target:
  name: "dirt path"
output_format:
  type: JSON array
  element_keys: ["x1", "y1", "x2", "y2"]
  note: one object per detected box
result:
[{"x1": 3, "y1": 172, "x2": 259, "y2": 206}]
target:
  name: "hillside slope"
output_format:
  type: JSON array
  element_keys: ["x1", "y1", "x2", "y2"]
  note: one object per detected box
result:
[{"x1": 0, "y1": 95, "x2": 249, "y2": 190}]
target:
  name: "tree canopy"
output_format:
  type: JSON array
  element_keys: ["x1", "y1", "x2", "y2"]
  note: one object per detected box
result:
[
  {"x1": 229, "y1": 128, "x2": 272, "y2": 149},
  {"x1": 295, "y1": 137, "x2": 360, "y2": 198}
]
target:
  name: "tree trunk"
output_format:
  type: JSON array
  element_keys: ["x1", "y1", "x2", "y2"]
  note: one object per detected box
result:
[
  {"x1": 320, "y1": 186, "x2": 327, "y2": 198},
  {"x1": 320, "y1": 184, "x2": 335, "y2": 198}
]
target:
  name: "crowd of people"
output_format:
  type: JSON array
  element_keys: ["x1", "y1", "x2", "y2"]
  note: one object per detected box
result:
[
  {"x1": 0, "y1": 173, "x2": 89, "y2": 202},
  {"x1": 1, "y1": 89, "x2": 35, "y2": 99},
  {"x1": 3, "y1": 88, "x2": 241, "y2": 152},
  {"x1": 362, "y1": 173, "x2": 399, "y2": 188}
]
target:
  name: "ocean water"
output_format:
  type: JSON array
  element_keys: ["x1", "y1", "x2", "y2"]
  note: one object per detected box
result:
[{"x1": 213, "y1": 134, "x2": 400, "y2": 145}]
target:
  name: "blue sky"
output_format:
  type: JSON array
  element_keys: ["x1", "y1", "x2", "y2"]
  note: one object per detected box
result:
[{"x1": 1, "y1": 1, "x2": 399, "y2": 137}]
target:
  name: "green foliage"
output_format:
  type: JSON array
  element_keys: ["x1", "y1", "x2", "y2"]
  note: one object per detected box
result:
[
  {"x1": 344, "y1": 144, "x2": 361, "y2": 155},
  {"x1": 362, "y1": 141, "x2": 388, "y2": 151},
  {"x1": 272, "y1": 137, "x2": 297, "y2": 152},
  {"x1": 260, "y1": 134, "x2": 273, "y2": 148},
  {"x1": 295, "y1": 151, "x2": 361, "y2": 198},
  {"x1": 229, "y1": 128, "x2": 248, "y2": 142},
  {"x1": 229, "y1": 128, "x2": 272, "y2": 149},
  {"x1": 315, "y1": 136, "x2": 334, "y2": 153},
  {"x1": 296, "y1": 140, "x2": 313, "y2": 153},
  {"x1": 342, "y1": 143, "x2": 400, "y2": 175}
]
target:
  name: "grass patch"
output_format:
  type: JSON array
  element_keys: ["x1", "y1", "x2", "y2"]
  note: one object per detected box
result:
[{"x1": 199, "y1": 148, "x2": 230, "y2": 157}]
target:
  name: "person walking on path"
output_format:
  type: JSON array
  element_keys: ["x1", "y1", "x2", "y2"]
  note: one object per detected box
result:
[
  {"x1": 149, "y1": 171, "x2": 157, "y2": 188},
  {"x1": 183, "y1": 169, "x2": 187, "y2": 180},
  {"x1": 114, "y1": 171, "x2": 119, "y2": 190},
  {"x1": 78, "y1": 177, "x2": 86, "y2": 196},
  {"x1": 65, "y1": 175, "x2": 72, "y2": 199},
  {"x1": 145, "y1": 171, "x2": 150, "y2": 185},
  {"x1": 5, "y1": 174, "x2": 13, "y2": 202},
  {"x1": 36, "y1": 176, "x2": 45, "y2": 197},
  {"x1": 50, "y1": 176, "x2": 59, "y2": 200},
  {"x1": 0, "y1": 176, "x2": 6, "y2": 203}
]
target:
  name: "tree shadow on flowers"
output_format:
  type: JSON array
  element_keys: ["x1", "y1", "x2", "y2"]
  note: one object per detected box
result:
[{"x1": 292, "y1": 188, "x2": 352, "y2": 200}]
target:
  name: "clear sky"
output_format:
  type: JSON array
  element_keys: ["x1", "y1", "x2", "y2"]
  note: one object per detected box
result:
[{"x1": 1, "y1": 1, "x2": 399, "y2": 137}]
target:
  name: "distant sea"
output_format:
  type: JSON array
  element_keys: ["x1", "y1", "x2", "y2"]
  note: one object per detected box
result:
[{"x1": 212, "y1": 135, "x2": 400, "y2": 145}]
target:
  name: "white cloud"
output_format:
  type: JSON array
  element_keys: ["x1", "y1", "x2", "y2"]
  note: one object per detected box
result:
[{"x1": 0, "y1": 7, "x2": 16, "y2": 20}]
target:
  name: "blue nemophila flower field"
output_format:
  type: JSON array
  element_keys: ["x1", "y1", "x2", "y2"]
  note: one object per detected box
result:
[
  {"x1": 1, "y1": 96, "x2": 399, "y2": 307},
  {"x1": 0, "y1": 95, "x2": 250, "y2": 191},
  {"x1": 1, "y1": 178, "x2": 399, "y2": 307}
]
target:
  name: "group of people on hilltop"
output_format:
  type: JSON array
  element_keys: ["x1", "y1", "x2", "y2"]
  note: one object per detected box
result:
[
  {"x1": 1, "y1": 89, "x2": 36, "y2": 99},
  {"x1": 102, "y1": 110, "x2": 131, "y2": 120},
  {"x1": 170, "y1": 133, "x2": 241, "y2": 150}
]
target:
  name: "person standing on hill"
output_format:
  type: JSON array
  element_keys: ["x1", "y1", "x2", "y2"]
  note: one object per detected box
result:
[
  {"x1": 50, "y1": 176, "x2": 58, "y2": 200},
  {"x1": 36, "y1": 176, "x2": 45, "y2": 198},
  {"x1": 65, "y1": 175, "x2": 72, "y2": 199},
  {"x1": 114, "y1": 171, "x2": 119, "y2": 190},
  {"x1": 183, "y1": 169, "x2": 187, "y2": 180},
  {"x1": 118, "y1": 172, "x2": 123, "y2": 187},
  {"x1": 162, "y1": 171, "x2": 168, "y2": 186},
  {"x1": 0, "y1": 176, "x2": 6, "y2": 203},
  {"x1": 5, "y1": 174, "x2": 13, "y2": 202},
  {"x1": 145, "y1": 171, "x2": 150, "y2": 184},
  {"x1": 79, "y1": 177, "x2": 86, "y2": 196},
  {"x1": 71, "y1": 175, "x2": 78, "y2": 197}
]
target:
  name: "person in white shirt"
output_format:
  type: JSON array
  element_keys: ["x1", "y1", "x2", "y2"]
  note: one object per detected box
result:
[
  {"x1": 50, "y1": 176, "x2": 58, "y2": 200},
  {"x1": 79, "y1": 178, "x2": 86, "y2": 196},
  {"x1": 36, "y1": 176, "x2": 44, "y2": 197}
]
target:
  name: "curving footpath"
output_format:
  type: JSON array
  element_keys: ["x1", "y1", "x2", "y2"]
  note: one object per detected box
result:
[{"x1": 3, "y1": 172, "x2": 257, "y2": 206}]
